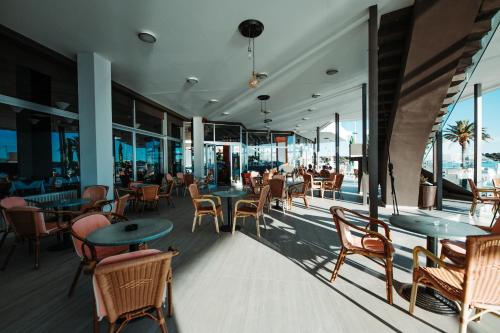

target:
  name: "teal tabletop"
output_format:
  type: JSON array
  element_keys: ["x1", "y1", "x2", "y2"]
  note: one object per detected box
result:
[
  {"x1": 37, "y1": 198, "x2": 91, "y2": 209},
  {"x1": 389, "y1": 214, "x2": 487, "y2": 239},
  {"x1": 86, "y1": 219, "x2": 173, "y2": 247},
  {"x1": 212, "y1": 190, "x2": 247, "y2": 198}
]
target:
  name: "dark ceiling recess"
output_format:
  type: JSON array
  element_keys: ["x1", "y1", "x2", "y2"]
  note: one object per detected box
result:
[{"x1": 238, "y1": 19, "x2": 264, "y2": 38}]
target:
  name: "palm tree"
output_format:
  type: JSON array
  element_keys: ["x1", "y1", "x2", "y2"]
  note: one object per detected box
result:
[{"x1": 443, "y1": 120, "x2": 491, "y2": 168}]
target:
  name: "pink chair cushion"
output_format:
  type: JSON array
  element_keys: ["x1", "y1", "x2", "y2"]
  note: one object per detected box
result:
[
  {"x1": 0, "y1": 197, "x2": 27, "y2": 226},
  {"x1": 93, "y1": 249, "x2": 162, "y2": 319},
  {"x1": 71, "y1": 214, "x2": 127, "y2": 259},
  {"x1": 351, "y1": 237, "x2": 395, "y2": 254}
]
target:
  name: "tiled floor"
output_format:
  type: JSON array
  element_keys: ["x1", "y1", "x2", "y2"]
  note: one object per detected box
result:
[{"x1": 0, "y1": 181, "x2": 498, "y2": 333}]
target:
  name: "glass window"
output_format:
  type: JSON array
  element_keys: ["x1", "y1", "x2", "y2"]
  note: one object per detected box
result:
[
  {"x1": 135, "y1": 101, "x2": 164, "y2": 134},
  {"x1": 168, "y1": 114, "x2": 183, "y2": 139},
  {"x1": 136, "y1": 134, "x2": 163, "y2": 183},
  {"x1": 168, "y1": 140, "x2": 183, "y2": 175},
  {"x1": 204, "y1": 124, "x2": 214, "y2": 141},
  {"x1": 215, "y1": 125, "x2": 240, "y2": 142},
  {"x1": 247, "y1": 131, "x2": 272, "y2": 172},
  {"x1": 113, "y1": 129, "x2": 133, "y2": 186},
  {"x1": 112, "y1": 89, "x2": 134, "y2": 126}
]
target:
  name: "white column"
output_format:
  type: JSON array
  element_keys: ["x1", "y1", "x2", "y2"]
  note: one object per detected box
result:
[
  {"x1": 192, "y1": 116, "x2": 204, "y2": 178},
  {"x1": 77, "y1": 52, "x2": 113, "y2": 198},
  {"x1": 473, "y1": 83, "x2": 482, "y2": 185}
]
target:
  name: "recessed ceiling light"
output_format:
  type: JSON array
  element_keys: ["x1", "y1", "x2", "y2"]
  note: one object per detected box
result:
[
  {"x1": 307, "y1": 108, "x2": 316, "y2": 112},
  {"x1": 312, "y1": 93, "x2": 321, "y2": 98},
  {"x1": 295, "y1": 124, "x2": 301, "y2": 127},
  {"x1": 265, "y1": 125, "x2": 271, "y2": 129},
  {"x1": 326, "y1": 68, "x2": 339, "y2": 76},
  {"x1": 209, "y1": 99, "x2": 219, "y2": 104},
  {"x1": 186, "y1": 77, "x2": 199, "y2": 84},
  {"x1": 302, "y1": 117, "x2": 309, "y2": 120},
  {"x1": 138, "y1": 31, "x2": 157, "y2": 43},
  {"x1": 221, "y1": 111, "x2": 230, "y2": 115}
]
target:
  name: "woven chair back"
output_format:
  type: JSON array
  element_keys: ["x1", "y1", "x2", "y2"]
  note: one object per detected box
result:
[
  {"x1": 94, "y1": 251, "x2": 174, "y2": 323},
  {"x1": 0, "y1": 196, "x2": 27, "y2": 226},
  {"x1": 330, "y1": 207, "x2": 355, "y2": 249},
  {"x1": 320, "y1": 170, "x2": 330, "y2": 178},
  {"x1": 269, "y1": 178, "x2": 284, "y2": 198},
  {"x1": 166, "y1": 173, "x2": 174, "y2": 182},
  {"x1": 463, "y1": 234, "x2": 500, "y2": 306},
  {"x1": 113, "y1": 194, "x2": 129, "y2": 216},
  {"x1": 468, "y1": 178, "x2": 478, "y2": 197},
  {"x1": 335, "y1": 174, "x2": 344, "y2": 188},
  {"x1": 71, "y1": 213, "x2": 111, "y2": 259},
  {"x1": 6, "y1": 206, "x2": 47, "y2": 237},
  {"x1": 83, "y1": 185, "x2": 108, "y2": 202},
  {"x1": 256, "y1": 185, "x2": 270, "y2": 212},
  {"x1": 141, "y1": 185, "x2": 159, "y2": 201},
  {"x1": 184, "y1": 174, "x2": 195, "y2": 186}
]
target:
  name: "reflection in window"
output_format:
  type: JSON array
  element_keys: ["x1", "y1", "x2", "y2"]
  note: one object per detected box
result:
[
  {"x1": 113, "y1": 130, "x2": 133, "y2": 187},
  {"x1": 136, "y1": 134, "x2": 163, "y2": 182},
  {"x1": 215, "y1": 125, "x2": 240, "y2": 142},
  {"x1": 168, "y1": 140, "x2": 183, "y2": 175},
  {"x1": 135, "y1": 101, "x2": 164, "y2": 134},
  {"x1": 112, "y1": 89, "x2": 134, "y2": 126}
]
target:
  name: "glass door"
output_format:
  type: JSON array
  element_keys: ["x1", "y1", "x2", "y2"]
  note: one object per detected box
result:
[{"x1": 204, "y1": 144, "x2": 217, "y2": 185}]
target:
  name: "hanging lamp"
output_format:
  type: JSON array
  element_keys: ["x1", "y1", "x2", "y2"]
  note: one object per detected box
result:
[{"x1": 238, "y1": 19, "x2": 264, "y2": 89}]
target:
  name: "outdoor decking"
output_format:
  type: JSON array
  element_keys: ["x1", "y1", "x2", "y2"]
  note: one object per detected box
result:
[{"x1": 0, "y1": 181, "x2": 498, "y2": 333}]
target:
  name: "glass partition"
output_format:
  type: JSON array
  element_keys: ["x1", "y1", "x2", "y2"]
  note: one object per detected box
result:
[
  {"x1": 113, "y1": 129, "x2": 133, "y2": 186},
  {"x1": 136, "y1": 134, "x2": 163, "y2": 182}
]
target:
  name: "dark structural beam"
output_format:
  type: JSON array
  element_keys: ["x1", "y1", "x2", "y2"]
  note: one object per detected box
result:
[
  {"x1": 474, "y1": 83, "x2": 482, "y2": 185},
  {"x1": 435, "y1": 130, "x2": 443, "y2": 210},
  {"x1": 335, "y1": 113, "x2": 340, "y2": 173},
  {"x1": 316, "y1": 126, "x2": 320, "y2": 168},
  {"x1": 362, "y1": 83, "x2": 368, "y2": 205},
  {"x1": 368, "y1": 5, "x2": 379, "y2": 224}
]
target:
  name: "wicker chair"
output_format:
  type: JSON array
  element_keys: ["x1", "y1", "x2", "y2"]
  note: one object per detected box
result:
[
  {"x1": 188, "y1": 184, "x2": 223, "y2": 234},
  {"x1": 241, "y1": 172, "x2": 252, "y2": 192},
  {"x1": 330, "y1": 206, "x2": 395, "y2": 304},
  {"x1": 68, "y1": 213, "x2": 128, "y2": 297},
  {"x1": 310, "y1": 174, "x2": 323, "y2": 198},
  {"x1": 287, "y1": 174, "x2": 311, "y2": 210},
  {"x1": 409, "y1": 234, "x2": 500, "y2": 333},
  {"x1": 1, "y1": 206, "x2": 69, "y2": 270},
  {"x1": 268, "y1": 178, "x2": 287, "y2": 213},
  {"x1": 319, "y1": 169, "x2": 331, "y2": 178},
  {"x1": 137, "y1": 185, "x2": 160, "y2": 213},
  {"x1": 232, "y1": 185, "x2": 270, "y2": 238},
  {"x1": 175, "y1": 172, "x2": 185, "y2": 196},
  {"x1": 93, "y1": 249, "x2": 178, "y2": 333},
  {"x1": 158, "y1": 180, "x2": 175, "y2": 207},
  {"x1": 440, "y1": 217, "x2": 500, "y2": 266},
  {"x1": 0, "y1": 196, "x2": 27, "y2": 252},
  {"x1": 323, "y1": 173, "x2": 344, "y2": 200},
  {"x1": 468, "y1": 179, "x2": 499, "y2": 215}
]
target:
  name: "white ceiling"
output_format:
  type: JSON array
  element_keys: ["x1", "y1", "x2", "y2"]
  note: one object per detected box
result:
[{"x1": 0, "y1": 0, "x2": 413, "y2": 139}]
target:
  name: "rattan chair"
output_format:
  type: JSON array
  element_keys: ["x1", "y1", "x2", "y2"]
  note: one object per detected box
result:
[
  {"x1": 330, "y1": 206, "x2": 395, "y2": 304},
  {"x1": 232, "y1": 185, "x2": 270, "y2": 238},
  {"x1": 323, "y1": 173, "x2": 344, "y2": 200},
  {"x1": 268, "y1": 178, "x2": 287, "y2": 213},
  {"x1": 188, "y1": 184, "x2": 223, "y2": 234},
  {"x1": 158, "y1": 180, "x2": 175, "y2": 207},
  {"x1": 468, "y1": 179, "x2": 499, "y2": 215},
  {"x1": 93, "y1": 249, "x2": 178, "y2": 333},
  {"x1": 287, "y1": 173, "x2": 311, "y2": 210},
  {"x1": 137, "y1": 185, "x2": 160, "y2": 213},
  {"x1": 409, "y1": 234, "x2": 500, "y2": 333},
  {"x1": 0, "y1": 196, "x2": 27, "y2": 252}
]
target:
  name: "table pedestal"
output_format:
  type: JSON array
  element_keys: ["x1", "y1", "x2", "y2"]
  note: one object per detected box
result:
[
  {"x1": 400, "y1": 285, "x2": 459, "y2": 315},
  {"x1": 220, "y1": 197, "x2": 241, "y2": 233}
]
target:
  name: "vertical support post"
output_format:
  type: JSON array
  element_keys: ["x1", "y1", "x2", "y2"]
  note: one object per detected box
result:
[
  {"x1": 132, "y1": 99, "x2": 137, "y2": 181},
  {"x1": 435, "y1": 130, "x2": 443, "y2": 210},
  {"x1": 368, "y1": 5, "x2": 379, "y2": 223},
  {"x1": 474, "y1": 83, "x2": 482, "y2": 185},
  {"x1": 77, "y1": 52, "x2": 114, "y2": 198},
  {"x1": 192, "y1": 116, "x2": 204, "y2": 179},
  {"x1": 316, "y1": 126, "x2": 320, "y2": 168},
  {"x1": 361, "y1": 83, "x2": 368, "y2": 205},
  {"x1": 335, "y1": 113, "x2": 340, "y2": 173}
]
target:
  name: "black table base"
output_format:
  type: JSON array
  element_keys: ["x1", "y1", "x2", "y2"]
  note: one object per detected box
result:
[
  {"x1": 48, "y1": 233, "x2": 73, "y2": 252},
  {"x1": 220, "y1": 197, "x2": 241, "y2": 233},
  {"x1": 400, "y1": 284, "x2": 459, "y2": 315}
]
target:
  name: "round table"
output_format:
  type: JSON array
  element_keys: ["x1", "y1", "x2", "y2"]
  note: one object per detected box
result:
[
  {"x1": 86, "y1": 219, "x2": 174, "y2": 251},
  {"x1": 389, "y1": 214, "x2": 487, "y2": 315},
  {"x1": 212, "y1": 190, "x2": 247, "y2": 232}
]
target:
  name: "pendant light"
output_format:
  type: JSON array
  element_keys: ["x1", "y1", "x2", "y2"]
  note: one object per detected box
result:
[{"x1": 238, "y1": 19, "x2": 264, "y2": 89}]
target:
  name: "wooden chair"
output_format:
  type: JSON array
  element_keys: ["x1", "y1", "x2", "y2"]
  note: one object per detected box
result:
[
  {"x1": 268, "y1": 178, "x2": 287, "y2": 213},
  {"x1": 288, "y1": 173, "x2": 311, "y2": 210},
  {"x1": 311, "y1": 174, "x2": 323, "y2": 198},
  {"x1": 409, "y1": 234, "x2": 500, "y2": 333},
  {"x1": 183, "y1": 174, "x2": 195, "y2": 196},
  {"x1": 1, "y1": 206, "x2": 69, "y2": 270},
  {"x1": 330, "y1": 206, "x2": 394, "y2": 304},
  {"x1": 175, "y1": 172, "x2": 185, "y2": 196},
  {"x1": 0, "y1": 196, "x2": 27, "y2": 252},
  {"x1": 320, "y1": 169, "x2": 331, "y2": 178},
  {"x1": 468, "y1": 178, "x2": 498, "y2": 215},
  {"x1": 68, "y1": 212, "x2": 128, "y2": 297},
  {"x1": 323, "y1": 173, "x2": 344, "y2": 200},
  {"x1": 137, "y1": 185, "x2": 160, "y2": 213},
  {"x1": 232, "y1": 185, "x2": 270, "y2": 238},
  {"x1": 241, "y1": 172, "x2": 252, "y2": 192},
  {"x1": 158, "y1": 180, "x2": 175, "y2": 207},
  {"x1": 93, "y1": 249, "x2": 178, "y2": 333},
  {"x1": 188, "y1": 184, "x2": 222, "y2": 234},
  {"x1": 440, "y1": 217, "x2": 500, "y2": 266}
]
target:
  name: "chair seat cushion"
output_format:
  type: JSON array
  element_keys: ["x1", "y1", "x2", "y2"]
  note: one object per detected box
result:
[
  {"x1": 236, "y1": 205, "x2": 257, "y2": 214},
  {"x1": 419, "y1": 267, "x2": 464, "y2": 299},
  {"x1": 351, "y1": 237, "x2": 394, "y2": 254},
  {"x1": 95, "y1": 245, "x2": 129, "y2": 261},
  {"x1": 198, "y1": 204, "x2": 221, "y2": 213},
  {"x1": 440, "y1": 239, "x2": 466, "y2": 265}
]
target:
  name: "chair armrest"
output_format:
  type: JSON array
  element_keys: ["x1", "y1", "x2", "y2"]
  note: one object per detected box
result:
[
  {"x1": 477, "y1": 225, "x2": 493, "y2": 233},
  {"x1": 360, "y1": 231, "x2": 392, "y2": 255},
  {"x1": 477, "y1": 188, "x2": 496, "y2": 193},
  {"x1": 102, "y1": 212, "x2": 128, "y2": 223},
  {"x1": 412, "y1": 246, "x2": 463, "y2": 271},
  {"x1": 364, "y1": 219, "x2": 392, "y2": 241},
  {"x1": 193, "y1": 198, "x2": 217, "y2": 211},
  {"x1": 201, "y1": 194, "x2": 221, "y2": 205},
  {"x1": 235, "y1": 199, "x2": 258, "y2": 210}
]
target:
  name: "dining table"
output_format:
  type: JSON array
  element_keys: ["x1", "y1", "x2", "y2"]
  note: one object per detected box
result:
[
  {"x1": 212, "y1": 189, "x2": 247, "y2": 232},
  {"x1": 86, "y1": 218, "x2": 174, "y2": 251},
  {"x1": 389, "y1": 214, "x2": 487, "y2": 315}
]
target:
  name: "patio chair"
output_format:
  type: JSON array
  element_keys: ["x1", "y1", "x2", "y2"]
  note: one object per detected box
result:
[
  {"x1": 183, "y1": 174, "x2": 195, "y2": 196},
  {"x1": 287, "y1": 173, "x2": 311, "y2": 210},
  {"x1": 158, "y1": 180, "x2": 175, "y2": 207},
  {"x1": 323, "y1": 173, "x2": 344, "y2": 200},
  {"x1": 330, "y1": 206, "x2": 394, "y2": 304},
  {"x1": 268, "y1": 178, "x2": 287, "y2": 213},
  {"x1": 0, "y1": 196, "x2": 27, "y2": 252},
  {"x1": 93, "y1": 249, "x2": 178, "y2": 333},
  {"x1": 409, "y1": 234, "x2": 500, "y2": 333},
  {"x1": 137, "y1": 185, "x2": 160, "y2": 213},
  {"x1": 320, "y1": 169, "x2": 331, "y2": 178},
  {"x1": 175, "y1": 172, "x2": 185, "y2": 196},
  {"x1": 440, "y1": 216, "x2": 500, "y2": 266},
  {"x1": 232, "y1": 185, "x2": 270, "y2": 238},
  {"x1": 311, "y1": 176, "x2": 323, "y2": 198},
  {"x1": 101, "y1": 194, "x2": 129, "y2": 223},
  {"x1": 468, "y1": 179, "x2": 498, "y2": 215},
  {"x1": 1, "y1": 206, "x2": 69, "y2": 270},
  {"x1": 241, "y1": 172, "x2": 252, "y2": 192},
  {"x1": 272, "y1": 174, "x2": 285, "y2": 181},
  {"x1": 188, "y1": 184, "x2": 223, "y2": 234},
  {"x1": 68, "y1": 212, "x2": 129, "y2": 297}
]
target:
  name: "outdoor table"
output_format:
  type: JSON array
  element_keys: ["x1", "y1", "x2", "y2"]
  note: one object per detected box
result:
[
  {"x1": 212, "y1": 189, "x2": 247, "y2": 232},
  {"x1": 86, "y1": 218, "x2": 173, "y2": 251},
  {"x1": 389, "y1": 214, "x2": 487, "y2": 315},
  {"x1": 36, "y1": 198, "x2": 91, "y2": 251}
]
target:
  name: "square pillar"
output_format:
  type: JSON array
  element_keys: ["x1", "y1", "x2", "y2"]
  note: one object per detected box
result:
[
  {"x1": 192, "y1": 116, "x2": 204, "y2": 178},
  {"x1": 77, "y1": 52, "x2": 113, "y2": 198},
  {"x1": 473, "y1": 83, "x2": 482, "y2": 185}
]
